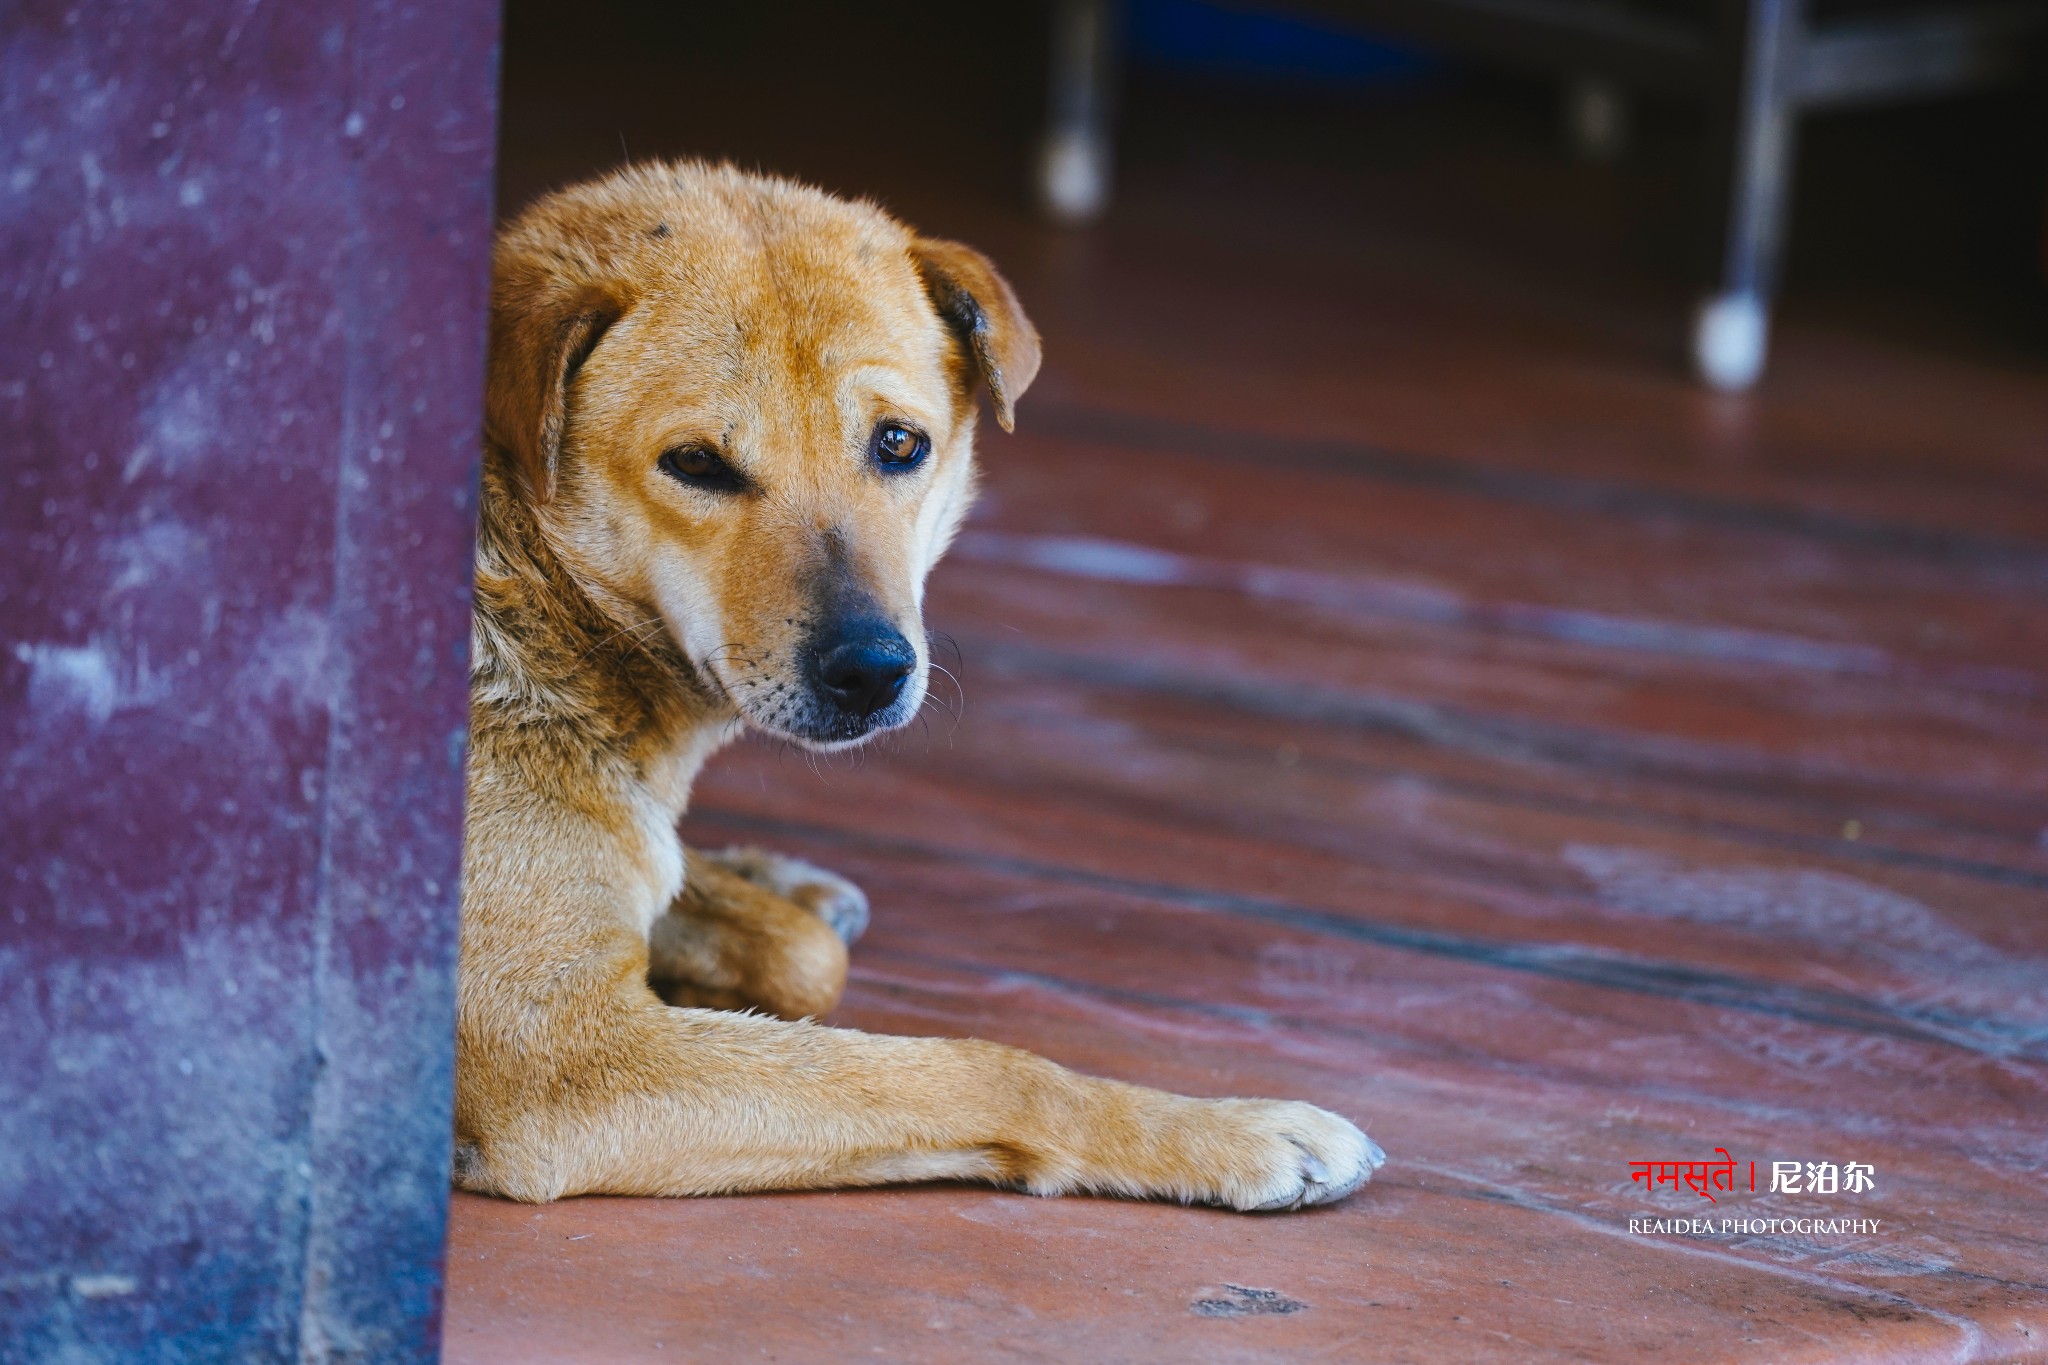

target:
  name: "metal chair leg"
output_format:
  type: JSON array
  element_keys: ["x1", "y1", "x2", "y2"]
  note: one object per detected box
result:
[
  {"x1": 1694, "y1": 0, "x2": 1804, "y2": 391},
  {"x1": 1038, "y1": 0, "x2": 1119, "y2": 223}
]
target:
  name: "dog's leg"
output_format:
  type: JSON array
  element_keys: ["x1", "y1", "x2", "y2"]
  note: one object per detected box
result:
[
  {"x1": 459, "y1": 966, "x2": 1384, "y2": 1210},
  {"x1": 459, "y1": 808, "x2": 1381, "y2": 1211},
  {"x1": 645, "y1": 848, "x2": 870, "y2": 1019}
]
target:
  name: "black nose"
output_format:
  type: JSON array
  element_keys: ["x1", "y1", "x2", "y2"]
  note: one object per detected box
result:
[{"x1": 807, "y1": 621, "x2": 915, "y2": 719}]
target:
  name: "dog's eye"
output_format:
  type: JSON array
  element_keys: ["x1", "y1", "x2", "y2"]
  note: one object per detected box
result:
[
  {"x1": 658, "y1": 445, "x2": 748, "y2": 494},
  {"x1": 870, "y1": 423, "x2": 930, "y2": 473}
]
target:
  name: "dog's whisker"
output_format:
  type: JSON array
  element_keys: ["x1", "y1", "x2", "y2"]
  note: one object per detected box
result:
[
  {"x1": 924, "y1": 629, "x2": 964, "y2": 670},
  {"x1": 923, "y1": 660, "x2": 965, "y2": 720},
  {"x1": 700, "y1": 642, "x2": 760, "y2": 674},
  {"x1": 928, "y1": 668, "x2": 963, "y2": 715},
  {"x1": 578, "y1": 614, "x2": 669, "y2": 662},
  {"x1": 917, "y1": 690, "x2": 964, "y2": 742}
]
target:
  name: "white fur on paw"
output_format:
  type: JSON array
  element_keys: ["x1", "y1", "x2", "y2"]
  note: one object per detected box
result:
[
  {"x1": 706, "y1": 846, "x2": 870, "y2": 944},
  {"x1": 1203, "y1": 1099, "x2": 1383, "y2": 1213}
]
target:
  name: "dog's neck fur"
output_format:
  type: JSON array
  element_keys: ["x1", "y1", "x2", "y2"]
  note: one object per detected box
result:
[{"x1": 469, "y1": 447, "x2": 738, "y2": 820}]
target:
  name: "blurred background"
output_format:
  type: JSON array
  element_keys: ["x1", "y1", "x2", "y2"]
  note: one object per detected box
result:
[{"x1": 499, "y1": 0, "x2": 2048, "y2": 388}]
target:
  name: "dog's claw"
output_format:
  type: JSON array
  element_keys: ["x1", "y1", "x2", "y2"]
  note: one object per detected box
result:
[
  {"x1": 1199, "y1": 1102, "x2": 1381, "y2": 1212},
  {"x1": 704, "y1": 846, "x2": 870, "y2": 944},
  {"x1": 808, "y1": 884, "x2": 869, "y2": 945}
]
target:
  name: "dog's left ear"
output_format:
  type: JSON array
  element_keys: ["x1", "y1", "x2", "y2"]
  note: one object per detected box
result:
[
  {"x1": 485, "y1": 270, "x2": 620, "y2": 505},
  {"x1": 913, "y1": 238, "x2": 1041, "y2": 433}
]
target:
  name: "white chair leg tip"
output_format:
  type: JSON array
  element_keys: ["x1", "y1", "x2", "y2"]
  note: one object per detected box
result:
[
  {"x1": 1037, "y1": 131, "x2": 1110, "y2": 224},
  {"x1": 1692, "y1": 291, "x2": 1769, "y2": 392}
]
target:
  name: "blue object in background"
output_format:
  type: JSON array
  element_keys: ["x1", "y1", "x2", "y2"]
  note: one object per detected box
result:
[{"x1": 1128, "y1": 0, "x2": 1438, "y2": 87}]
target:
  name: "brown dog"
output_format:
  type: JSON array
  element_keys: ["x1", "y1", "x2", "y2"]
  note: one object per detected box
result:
[{"x1": 455, "y1": 161, "x2": 1383, "y2": 1210}]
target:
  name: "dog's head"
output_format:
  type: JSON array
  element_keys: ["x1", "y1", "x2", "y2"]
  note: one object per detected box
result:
[{"x1": 486, "y1": 163, "x2": 1038, "y2": 748}]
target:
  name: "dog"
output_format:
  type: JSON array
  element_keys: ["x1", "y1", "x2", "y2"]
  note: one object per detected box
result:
[{"x1": 454, "y1": 161, "x2": 1384, "y2": 1211}]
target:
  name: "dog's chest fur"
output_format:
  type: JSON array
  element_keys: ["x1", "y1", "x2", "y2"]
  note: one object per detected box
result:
[{"x1": 622, "y1": 720, "x2": 740, "y2": 929}]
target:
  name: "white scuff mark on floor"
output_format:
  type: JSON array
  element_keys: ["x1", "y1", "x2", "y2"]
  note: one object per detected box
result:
[
  {"x1": 1562, "y1": 844, "x2": 1991, "y2": 965},
  {"x1": 956, "y1": 530, "x2": 1913, "y2": 680},
  {"x1": 1563, "y1": 843, "x2": 2048, "y2": 1061}
]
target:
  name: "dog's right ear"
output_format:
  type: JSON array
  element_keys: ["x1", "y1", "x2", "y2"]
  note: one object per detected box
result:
[{"x1": 485, "y1": 271, "x2": 620, "y2": 504}]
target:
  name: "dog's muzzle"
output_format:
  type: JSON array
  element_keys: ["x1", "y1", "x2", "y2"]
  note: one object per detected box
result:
[{"x1": 799, "y1": 617, "x2": 915, "y2": 740}]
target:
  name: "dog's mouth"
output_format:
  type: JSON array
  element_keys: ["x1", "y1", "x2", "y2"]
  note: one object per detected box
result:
[
  {"x1": 736, "y1": 677, "x2": 922, "y2": 750},
  {"x1": 789, "y1": 689, "x2": 918, "y2": 747},
  {"x1": 702, "y1": 637, "x2": 924, "y2": 751}
]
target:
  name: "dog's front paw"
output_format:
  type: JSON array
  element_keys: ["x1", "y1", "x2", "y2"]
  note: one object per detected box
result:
[
  {"x1": 702, "y1": 846, "x2": 870, "y2": 944},
  {"x1": 1178, "y1": 1098, "x2": 1384, "y2": 1212}
]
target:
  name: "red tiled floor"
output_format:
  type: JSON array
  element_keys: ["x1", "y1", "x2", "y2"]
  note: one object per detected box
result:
[{"x1": 449, "y1": 17, "x2": 2048, "y2": 1360}]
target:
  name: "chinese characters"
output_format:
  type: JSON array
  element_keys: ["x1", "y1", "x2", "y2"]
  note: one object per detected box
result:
[
  {"x1": 1629, "y1": 1151, "x2": 1878, "y2": 1203},
  {"x1": 1770, "y1": 1160, "x2": 1875, "y2": 1195}
]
